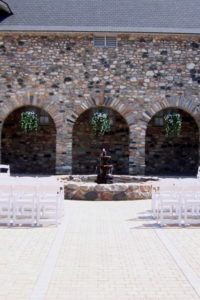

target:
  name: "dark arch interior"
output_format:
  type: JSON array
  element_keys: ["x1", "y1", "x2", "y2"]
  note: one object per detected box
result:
[
  {"x1": 145, "y1": 108, "x2": 199, "y2": 176},
  {"x1": 1, "y1": 106, "x2": 56, "y2": 175},
  {"x1": 72, "y1": 107, "x2": 129, "y2": 175}
]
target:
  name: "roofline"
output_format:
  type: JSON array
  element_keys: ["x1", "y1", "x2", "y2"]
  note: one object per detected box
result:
[{"x1": 0, "y1": 25, "x2": 200, "y2": 35}]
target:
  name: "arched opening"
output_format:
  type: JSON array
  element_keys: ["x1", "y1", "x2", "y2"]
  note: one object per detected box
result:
[
  {"x1": 1, "y1": 106, "x2": 56, "y2": 175},
  {"x1": 145, "y1": 108, "x2": 199, "y2": 176},
  {"x1": 72, "y1": 107, "x2": 129, "y2": 174}
]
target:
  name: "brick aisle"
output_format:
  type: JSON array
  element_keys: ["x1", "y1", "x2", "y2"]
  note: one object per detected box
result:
[
  {"x1": 1, "y1": 198, "x2": 200, "y2": 300},
  {"x1": 45, "y1": 200, "x2": 200, "y2": 300}
]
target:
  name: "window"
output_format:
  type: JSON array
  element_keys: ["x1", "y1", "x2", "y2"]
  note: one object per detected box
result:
[
  {"x1": 154, "y1": 111, "x2": 164, "y2": 126},
  {"x1": 23, "y1": 107, "x2": 50, "y2": 125},
  {"x1": 154, "y1": 116, "x2": 164, "y2": 126},
  {"x1": 39, "y1": 110, "x2": 50, "y2": 125},
  {"x1": 94, "y1": 36, "x2": 117, "y2": 48}
]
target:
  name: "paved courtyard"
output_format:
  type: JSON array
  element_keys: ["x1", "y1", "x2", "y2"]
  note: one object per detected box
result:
[{"x1": 1, "y1": 193, "x2": 200, "y2": 300}]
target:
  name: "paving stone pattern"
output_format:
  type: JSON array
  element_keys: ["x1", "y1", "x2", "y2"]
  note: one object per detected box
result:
[
  {"x1": 1, "y1": 198, "x2": 200, "y2": 299},
  {"x1": 0, "y1": 227, "x2": 57, "y2": 300}
]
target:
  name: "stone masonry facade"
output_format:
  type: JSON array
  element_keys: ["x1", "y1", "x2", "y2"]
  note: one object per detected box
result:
[
  {"x1": 73, "y1": 107, "x2": 129, "y2": 175},
  {"x1": 2, "y1": 106, "x2": 56, "y2": 174},
  {"x1": 146, "y1": 108, "x2": 199, "y2": 175},
  {"x1": 0, "y1": 32, "x2": 200, "y2": 175}
]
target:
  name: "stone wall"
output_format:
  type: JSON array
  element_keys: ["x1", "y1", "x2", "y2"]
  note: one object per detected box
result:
[
  {"x1": 145, "y1": 108, "x2": 199, "y2": 176},
  {"x1": 2, "y1": 106, "x2": 56, "y2": 174},
  {"x1": 0, "y1": 32, "x2": 200, "y2": 174},
  {"x1": 64, "y1": 181, "x2": 152, "y2": 201},
  {"x1": 72, "y1": 107, "x2": 129, "y2": 174}
]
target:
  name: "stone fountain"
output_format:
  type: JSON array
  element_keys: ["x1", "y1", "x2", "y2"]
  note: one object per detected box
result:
[
  {"x1": 96, "y1": 148, "x2": 113, "y2": 184},
  {"x1": 60, "y1": 148, "x2": 156, "y2": 200}
]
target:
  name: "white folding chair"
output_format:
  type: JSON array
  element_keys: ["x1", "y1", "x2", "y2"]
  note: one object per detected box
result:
[
  {"x1": 183, "y1": 192, "x2": 200, "y2": 226},
  {"x1": 151, "y1": 187, "x2": 160, "y2": 219},
  {"x1": 36, "y1": 184, "x2": 60, "y2": 226},
  {"x1": 0, "y1": 185, "x2": 12, "y2": 226},
  {"x1": 12, "y1": 184, "x2": 37, "y2": 226},
  {"x1": 57, "y1": 182, "x2": 65, "y2": 218},
  {"x1": 158, "y1": 191, "x2": 182, "y2": 226},
  {"x1": 152, "y1": 183, "x2": 176, "y2": 220}
]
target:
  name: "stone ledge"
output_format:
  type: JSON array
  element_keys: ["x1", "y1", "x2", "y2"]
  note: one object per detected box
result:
[{"x1": 64, "y1": 180, "x2": 153, "y2": 200}]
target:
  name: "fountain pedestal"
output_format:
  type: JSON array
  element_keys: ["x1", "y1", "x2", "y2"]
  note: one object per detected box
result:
[{"x1": 96, "y1": 149, "x2": 113, "y2": 184}]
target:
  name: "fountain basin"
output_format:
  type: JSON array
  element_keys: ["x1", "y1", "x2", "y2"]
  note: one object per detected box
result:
[{"x1": 60, "y1": 175, "x2": 157, "y2": 200}]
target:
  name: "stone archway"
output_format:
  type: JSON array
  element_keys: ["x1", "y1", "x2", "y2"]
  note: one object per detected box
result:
[
  {"x1": 1, "y1": 106, "x2": 56, "y2": 174},
  {"x1": 145, "y1": 108, "x2": 199, "y2": 176},
  {"x1": 72, "y1": 107, "x2": 129, "y2": 175}
]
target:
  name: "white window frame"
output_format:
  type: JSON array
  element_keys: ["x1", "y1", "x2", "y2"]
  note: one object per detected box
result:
[{"x1": 94, "y1": 36, "x2": 117, "y2": 48}]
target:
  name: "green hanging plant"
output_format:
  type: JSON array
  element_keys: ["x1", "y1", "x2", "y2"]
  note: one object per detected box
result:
[
  {"x1": 21, "y1": 111, "x2": 38, "y2": 132},
  {"x1": 164, "y1": 112, "x2": 182, "y2": 137},
  {"x1": 91, "y1": 109, "x2": 111, "y2": 136}
]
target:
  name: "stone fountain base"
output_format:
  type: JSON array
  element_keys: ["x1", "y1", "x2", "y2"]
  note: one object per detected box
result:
[{"x1": 59, "y1": 175, "x2": 157, "y2": 200}]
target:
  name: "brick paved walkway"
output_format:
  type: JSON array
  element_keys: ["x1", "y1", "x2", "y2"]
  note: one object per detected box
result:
[{"x1": 1, "y1": 198, "x2": 200, "y2": 300}]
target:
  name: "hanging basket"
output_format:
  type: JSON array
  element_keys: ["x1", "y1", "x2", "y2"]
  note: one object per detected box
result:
[
  {"x1": 91, "y1": 109, "x2": 111, "y2": 136},
  {"x1": 21, "y1": 111, "x2": 39, "y2": 132},
  {"x1": 164, "y1": 112, "x2": 182, "y2": 137}
]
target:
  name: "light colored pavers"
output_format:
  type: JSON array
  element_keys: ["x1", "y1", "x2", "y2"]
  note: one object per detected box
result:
[
  {"x1": 44, "y1": 200, "x2": 200, "y2": 300},
  {"x1": 156, "y1": 230, "x2": 200, "y2": 297},
  {"x1": 1, "y1": 195, "x2": 200, "y2": 300},
  {"x1": 31, "y1": 209, "x2": 69, "y2": 300},
  {"x1": 163, "y1": 230, "x2": 200, "y2": 281},
  {"x1": 0, "y1": 227, "x2": 57, "y2": 300}
]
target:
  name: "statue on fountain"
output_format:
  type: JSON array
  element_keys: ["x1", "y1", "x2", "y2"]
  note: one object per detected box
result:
[{"x1": 96, "y1": 148, "x2": 113, "y2": 184}]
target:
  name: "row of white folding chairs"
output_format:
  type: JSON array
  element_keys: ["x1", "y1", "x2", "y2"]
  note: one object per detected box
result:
[
  {"x1": 151, "y1": 183, "x2": 200, "y2": 217},
  {"x1": 0, "y1": 182, "x2": 64, "y2": 226},
  {"x1": 152, "y1": 187, "x2": 200, "y2": 226},
  {"x1": 151, "y1": 184, "x2": 175, "y2": 219}
]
